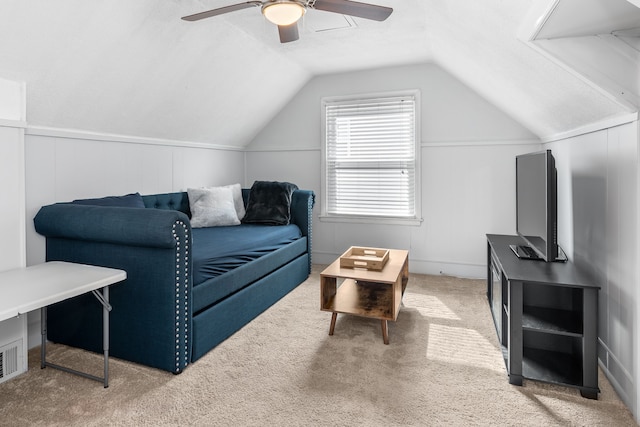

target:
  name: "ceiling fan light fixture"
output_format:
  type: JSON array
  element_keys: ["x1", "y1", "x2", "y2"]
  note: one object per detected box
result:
[{"x1": 262, "y1": 1, "x2": 306, "y2": 26}]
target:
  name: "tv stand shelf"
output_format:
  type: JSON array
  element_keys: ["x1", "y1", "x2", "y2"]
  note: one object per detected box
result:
[
  {"x1": 486, "y1": 234, "x2": 600, "y2": 399},
  {"x1": 522, "y1": 305, "x2": 582, "y2": 335}
]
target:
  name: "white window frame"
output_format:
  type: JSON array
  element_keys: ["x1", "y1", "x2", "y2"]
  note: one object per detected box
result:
[{"x1": 320, "y1": 90, "x2": 422, "y2": 226}]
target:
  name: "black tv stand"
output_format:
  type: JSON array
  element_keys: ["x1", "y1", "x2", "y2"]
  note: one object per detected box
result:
[
  {"x1": 509, "y1": 244, "x2": 568, "y2": 262},
  {"x1": 488, "y1": 234, "x2": 600, "y2": 399}
]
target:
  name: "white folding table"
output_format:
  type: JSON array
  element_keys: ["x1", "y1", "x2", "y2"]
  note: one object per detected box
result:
[{"x1": 0, "y1": 262, "x2": 126, "y2": 387}]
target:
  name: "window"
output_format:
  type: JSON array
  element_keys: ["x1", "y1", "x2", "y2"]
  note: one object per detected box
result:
[{"x1": 321, "y1": 92, "x2": 420, "y2": 223}]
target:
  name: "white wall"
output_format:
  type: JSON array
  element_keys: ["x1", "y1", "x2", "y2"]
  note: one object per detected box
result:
[
  {"x1": 547, "y1": 120, "x2": 640, "y2": 418},
  {"x1": 246, "y1": 63, "x2": 540, "y2": 277},
  {"x1": 26, "y1": 130, "x2": 246, "y2": 265},
  {"x1": 0, "y1": 77, "x2": 26, "y2": 271},
  {"x1": 0, "y1": 127, "x2": 26, "y2": 271},
  {"x1": 24, "y1": 129, "x2": 245, "y2": 346},
  {"x1": 0, "y1": 78, "x2": 25, "y2": 122},
  {"x1": 0, "y1": 77, "x2": 28, "y2": 378}
]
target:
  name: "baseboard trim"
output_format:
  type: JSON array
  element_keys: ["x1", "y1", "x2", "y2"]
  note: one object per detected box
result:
[{"x1": 598, "y1": 339, "x2": 636, "y2": 416}]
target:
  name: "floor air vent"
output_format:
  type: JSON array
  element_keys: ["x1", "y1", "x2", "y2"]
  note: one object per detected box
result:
[{"x1": 0, "y1": 339, "x2": 23, "y2": 383}]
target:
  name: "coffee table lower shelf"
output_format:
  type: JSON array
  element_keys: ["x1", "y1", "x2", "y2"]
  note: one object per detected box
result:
[
  {"x1": 323, "y1": 279, "x2": 394, "y2": 319},
  {"x1": 322, "y1": 279, "x2": 406, "y2": 345}
]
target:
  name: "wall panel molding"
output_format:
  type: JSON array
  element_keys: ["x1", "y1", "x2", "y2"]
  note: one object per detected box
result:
[{"x1": 26, "y1": 125, "x2": 243, "y2": 152}]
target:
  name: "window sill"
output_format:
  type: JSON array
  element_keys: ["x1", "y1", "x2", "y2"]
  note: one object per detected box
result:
[{"x1": 319, "y1": 214, "x2": 423, "y2": 226}]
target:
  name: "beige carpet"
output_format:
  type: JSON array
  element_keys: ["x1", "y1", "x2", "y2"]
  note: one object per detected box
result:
[{"x1": 0, "y1": 266, "x2": 635, "y2": 426}]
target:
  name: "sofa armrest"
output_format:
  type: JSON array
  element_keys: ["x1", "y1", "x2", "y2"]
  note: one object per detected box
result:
[
  {"x1": 290, "y1": 190, "x2": 315, "y2": 239},
  {"x1": 33, "y1": 203, "x2": 192, "y2": 373},
  {"x1": 290, "y1": 190, "x2": 315, "y2": 270},
  {"x1": 34, "y1": 204, "x2": 190, "y2": 248}
]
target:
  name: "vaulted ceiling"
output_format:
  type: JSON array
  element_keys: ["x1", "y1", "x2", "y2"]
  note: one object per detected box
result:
[{"x1": 0, "y1": 0, "x2": 638, "y2": 146}]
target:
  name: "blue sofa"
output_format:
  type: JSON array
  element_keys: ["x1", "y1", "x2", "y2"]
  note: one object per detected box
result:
[{"x1": 33, "y1": 188, "x2": 314, "y2": 373}]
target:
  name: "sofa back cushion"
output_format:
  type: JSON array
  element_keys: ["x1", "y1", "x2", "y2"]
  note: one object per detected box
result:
[
  {"x1": 72, "y1": 192, "x2": 146, "y2": 208},
  {"x1": 142, "y1": 192, "x2": 192, "y2": 217},
  {"x1": 191, "y1": 223, "x2": 302, "y2": 287}
]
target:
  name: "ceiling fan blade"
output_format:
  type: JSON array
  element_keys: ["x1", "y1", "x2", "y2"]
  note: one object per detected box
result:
[
  {"x1": 181, "y1": 1, "x2": 261, "y2": 21},
  {"x1": 312, "y1": 0, "x2": 392, "y2": 21},
  {"x1": 278, "y1": 23, "x2": 300, "y2": 43}
]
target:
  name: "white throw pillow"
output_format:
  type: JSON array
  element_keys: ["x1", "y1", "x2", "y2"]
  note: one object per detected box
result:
[
  {"x1": 187, "y1": 186, "x2": 241, "y2": 228},
  {"x1": 222, "y1": 183, "x2": 246, "y2": 221}
]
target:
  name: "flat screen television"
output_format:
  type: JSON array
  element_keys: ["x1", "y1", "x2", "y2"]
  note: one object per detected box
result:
[{"x1": 512, "y1": 149, "x2": 566, "y2": 262}]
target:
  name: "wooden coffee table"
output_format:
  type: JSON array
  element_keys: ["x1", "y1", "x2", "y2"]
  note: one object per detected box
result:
[{"x1": 320, "y1": 248, "x2": 409, "y2": 344}]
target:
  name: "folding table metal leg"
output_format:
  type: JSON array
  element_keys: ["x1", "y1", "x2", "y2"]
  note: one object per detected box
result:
[
  {"x1": 40, "y1": 307, "x2": 47, "y2": 369},
  {"x1": 41, "y1": 286, "x2": 112, "y2": 388},
  {"x1": 102, "y1": 286, "x2": 109, "y2": 387}
]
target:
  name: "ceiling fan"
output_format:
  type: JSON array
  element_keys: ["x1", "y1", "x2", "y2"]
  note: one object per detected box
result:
[{"x1": 181, "y1": 0, "x2": 393, "y2": 43}]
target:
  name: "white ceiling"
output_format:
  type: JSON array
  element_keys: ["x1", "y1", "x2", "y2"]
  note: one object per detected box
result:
[{"x1": 0, "y1": 0, "x2": 637, "y2": 147}]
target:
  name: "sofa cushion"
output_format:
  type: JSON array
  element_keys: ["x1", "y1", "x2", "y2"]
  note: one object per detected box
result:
[
  {"x1": 192, "y1": 237, "x2": 308, "y2": 314},
  {"x1": 188, "y1": 186, "x2": 240, "y2": 228},
  {"x1": 71, "y1": 193, "x2": 145, "y2": 208},
  {"x1": 142, "y1": 192, "x2": 191, "y2": 216},
  {"x1": 191, "y1": 223, "x2": 302, "y2": 285},
  {"x1": 242, "y1": 181, "x2": 298, "y2": 225}
]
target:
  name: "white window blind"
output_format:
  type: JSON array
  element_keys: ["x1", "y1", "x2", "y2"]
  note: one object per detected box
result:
[{"x1": 324, "y1": 95, "x2": 417, "y2": 218}]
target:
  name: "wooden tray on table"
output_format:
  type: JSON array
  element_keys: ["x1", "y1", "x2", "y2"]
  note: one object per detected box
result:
[{"x1": 339, "y1": 246, "x2": 389, "y2": 271}]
